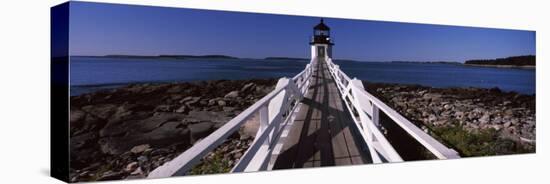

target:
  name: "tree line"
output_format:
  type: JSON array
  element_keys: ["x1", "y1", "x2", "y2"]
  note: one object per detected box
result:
[{"x1": 464, "y1": 55, "x2": 535, "y2": 66}]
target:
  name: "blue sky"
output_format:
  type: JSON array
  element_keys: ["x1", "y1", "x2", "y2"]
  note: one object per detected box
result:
[{"x1": 69, "y1": 1, "x2": 535, "y2": 62}]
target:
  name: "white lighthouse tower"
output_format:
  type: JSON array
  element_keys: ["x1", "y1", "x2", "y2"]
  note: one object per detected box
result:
[{"x1": 310, "y1": 18, "x2": 334, "y2": 59}]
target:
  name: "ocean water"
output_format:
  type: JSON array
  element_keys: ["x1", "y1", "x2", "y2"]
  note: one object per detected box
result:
[{"x1": 69, "y1": 56, "x2": 535, "y2": 96}]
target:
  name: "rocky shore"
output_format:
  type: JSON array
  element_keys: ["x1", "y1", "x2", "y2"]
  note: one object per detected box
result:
[
  {"x1": 69, "y1": 79, "x2": 277, "y2": 182},
  {"x1": 363, "y1": 82, "x2": 536, "y2": 156}
]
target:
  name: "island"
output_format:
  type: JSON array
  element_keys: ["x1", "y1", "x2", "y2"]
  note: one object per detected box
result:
[
  {"x1": 79, "y1": 54, "x2": 239, "y2": 60},
  {"x1": 464, "y1": 55, "x2": 535, "y2": 68},
  {"x1": 264, "y1": 57, "x2": 309, "y2": 61}
]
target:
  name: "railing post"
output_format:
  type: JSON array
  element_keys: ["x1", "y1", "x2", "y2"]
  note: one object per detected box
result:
[
  {"x1": 259, "y1": 105, "x2": 269, "y2": 144},
  {"x1": 372, "y1": 105, "x2": 380, "y2": 127},
  {"x1": 269, "y1": 78, "x2": 290, "y2": 143}
]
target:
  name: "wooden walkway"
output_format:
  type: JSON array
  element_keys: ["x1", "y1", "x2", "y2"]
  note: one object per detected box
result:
[{"x1": 273, "y1": 58, "x2": 372, "y2": 169}]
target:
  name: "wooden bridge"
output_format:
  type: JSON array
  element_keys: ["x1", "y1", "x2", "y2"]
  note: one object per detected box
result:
[
  {"x1": 147, "y1": 19, "x2": 460, "y2": 178},
  {"x1": 147, "y1": 56, "x2": 460, "y2": 178}
]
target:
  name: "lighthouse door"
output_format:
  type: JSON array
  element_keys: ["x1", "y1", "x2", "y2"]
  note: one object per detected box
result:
[{"x1": 317, "y1": 46, "x2": 325, "y2": 58}]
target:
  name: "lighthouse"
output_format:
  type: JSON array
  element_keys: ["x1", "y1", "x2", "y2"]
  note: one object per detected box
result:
[{"x1": 310, "y1": 18, "x2": 334, "y2": 59}]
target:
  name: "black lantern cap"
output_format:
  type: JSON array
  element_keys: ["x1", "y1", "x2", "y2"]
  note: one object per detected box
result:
[{"x1": 314, "y1": 18, "x2": 330, "y2": 31}]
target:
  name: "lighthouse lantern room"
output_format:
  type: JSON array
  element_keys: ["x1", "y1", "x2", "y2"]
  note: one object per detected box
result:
[{"x1": 310, "y1": 18, "x2": 334, "y2": 59}]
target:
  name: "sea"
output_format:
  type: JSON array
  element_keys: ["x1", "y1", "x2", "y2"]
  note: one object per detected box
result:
[{"x1": 69, "y1": 56, "x2": 536, "y2": 96}]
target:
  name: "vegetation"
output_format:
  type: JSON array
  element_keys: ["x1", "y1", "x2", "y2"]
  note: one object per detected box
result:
[
  {"x1": 188, "y1": 152, "x2": 232, "y2": 175},
  {"x1": 464, "y1": 55, "x2": 535, "y2": 66},
  {"x1": 428, "y1": 123, "x2": 533, "y2": 156}
]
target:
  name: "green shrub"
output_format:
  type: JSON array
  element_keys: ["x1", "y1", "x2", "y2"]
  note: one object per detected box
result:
[{"x1": 430, "y1": 125, "x2": 533, "y2": 157}]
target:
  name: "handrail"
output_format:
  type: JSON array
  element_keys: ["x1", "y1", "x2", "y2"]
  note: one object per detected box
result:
[
  {"x1": 148, "y1": 59, "x2": 315, "y2": 178},
  {"x1": 324, "y1": 58, "x2": 460, "y2": 162}
]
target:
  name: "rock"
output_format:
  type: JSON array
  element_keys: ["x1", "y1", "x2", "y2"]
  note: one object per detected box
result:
[
  {"x1": 70, "y1": 132, "x2": 97, "y2": 149},
  {"x1": 223, "y1": 107, "x2": 237, "y2": 112},
  {"x1": 137, "y1": 155, "x2": 149, "y2": 163},
  {"x1": 428, "y1": 114, "x2": 437, "y2": 123},
  {"x1": 467, "y1": 113, "x2": 476, "y2": 120},
  {"x1": 511, "y1": 118, "x2": 520, "y2": 125},
  {"x1": 479, "y1": 114, "x2": 490, "y2": 125},
  {"x1": 233, "y1": 152, "x2": 243, "y2": 159},
  {"x1": 81, "y1": 104, "x2": 118, "y2": 120},
  {"x1": 179, "y1": 96, "x2": 194, "y2": 103},
  {"x1": 241, "y1": 83, "x2": 256, "y2": 93},
  {"x1": 68, "y1": 79, "x2": 279, "y2": 182},
  {"x1": 175, "y1": 105, "x2": 187, "y2": 113},
  {"x1": 124, "y1": 162, "x2": 139, "y2": 172},
  {"x1": 154, "y1": 105, "x2": 172, "y2": 112},
  {"x1": 473, "y1": 107, "x2": 485, "y2": 114},
  {"x1": 208, "y1": 99, "x2": 217, "y2": 106},
  {"x1": 433, "y1": 120, "x2": 446, "y2": 126},
  {"x1": 70, "y1": 110, "x2": 86, "y2": 123},
  {"x1": 131, "y1": 144, "x2": 150, "y2": 154},
  {"x1": 491, "y1": 116, "x2": 503, "y2": 124},
  {"x1": 454, "y1": 111, "x2": 465, "y2": 119},
  {"x1": 421, "y1": 111, "x2": 429, "y2": 118},
  {"x1": 184, "y1": 97, "x2": 201, "y2": 106},
  {"x1": 489, "y1": 87, "x2": 501, "y2": 93},
  {"x1": 503, "y1": 122, "x2": 512, "y2": 128},
  {"x1": 130, "y1": 167, "x2": 143, "y2": 175},
  {"x1": 217, "y1": 100, "x2": 227, "y2": 106},
  {"x1": 167, "y1": 86, "x2": 184, "y2": 93},
  {"x1": 170, "y1": 94, "x2": 184, "y2": 101},
  {"x1": 189, "y1": 122, "x2": 215, "y2": 142},
  {"x1": 99, "y1": 120, "x2": 190, "y2": 155},
  {"x1": 491, "y1": 124, "x2": 503, "y2": 131},
  {"x1": 98, "y1": 171, "x2": 124, "y2": 181},
  {"x1": 224, "y1": 91, "x2": 239, "y2": 98},
  {"x1": 423, "y1": 93, "x2": 442, "y2": 100},
  {"x1": 151, "y1": 148, "x2": 170, "y2": 156},
  {"x1": 188, "y1": 110, "x2": 232, "y2": 124},
  {"x1": 504, "y1": 109, "x2": 514, "y2": 116}
]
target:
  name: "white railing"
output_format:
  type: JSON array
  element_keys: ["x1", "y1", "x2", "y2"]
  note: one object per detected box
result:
[
  {"x1": 324, "y1": 58, "x2": 460, "y2": 163},
  {"x1": 148, "y1": 60, "x2": 315, "y2": 178}
]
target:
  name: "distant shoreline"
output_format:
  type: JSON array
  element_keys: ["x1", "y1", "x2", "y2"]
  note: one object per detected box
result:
[{"x1": 464, "y1": 64, "x2": 535, "y2": 69}]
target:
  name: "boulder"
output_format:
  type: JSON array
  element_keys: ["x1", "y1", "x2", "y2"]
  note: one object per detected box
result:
[
  {"x1": 240, "y1": 83, "x2": 256, "y2": 93},
  {"x1": 428, "y1": 114, "x2": 437, "y2": 123},
  {"x1": 208, "y1": 99, "x2": 217, "y2": 106},
  {"x1": 124, "y1": 162, "x2": 139, "y2": 172},
  {"x1": 187, "y1": 110, "x2": 232, "y2": 124},
  {"x1": 130, "y1": 167, "x2": 143, "y2": 175},
  {"x1": 223, "y1": 107, "x2": 237, "y2": 112},
  {"x1": 503, "y1": 122, "x2": 512, "y2": 128},
  {"x1": 81, "y1": 104, "x2": 118, "y2": 120},
  {"x1": 98, "y1": 171, "x2": 124, "y2": 181},
  {"x1": 130, "y1": 144, "x2": 150, "y2": 154},
  {"x1": 189, "y1": 122, "x2": 215, "y2": 142},
  {"x1": 479, "y1": 114, "x2": 490, "y2": 125},
  {"x1": 175, "y1": 105, "x2": 187, "y2": 113},
  {"x1": 154, "y1": 105, "x2": 172, "y2": 112},
  {"x1": 224, "y1": 91, "x2": 239, "y2": 98},
  {"x1": 184, "y1": 97, "x2": 201, "y2": 106},
  {"x1": 70, "y1": 110, "x2": 86, "y2": 123}
]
